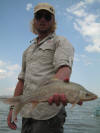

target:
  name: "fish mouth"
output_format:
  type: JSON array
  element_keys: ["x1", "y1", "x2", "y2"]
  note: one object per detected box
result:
[
  {"x1": 92, "y1": 95, "x2": 98, "y2": 100},
  {"x1": 81, "y1": 95, "x2": 98, "y2": 102}
]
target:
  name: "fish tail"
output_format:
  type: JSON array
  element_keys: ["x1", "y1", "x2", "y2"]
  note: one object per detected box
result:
[
  {"x1": 12, "y1": 103, "x2": 24, "y2": 122},
  {"x1": 0, "y1": 97, "x2": 24, "y2": 122}
]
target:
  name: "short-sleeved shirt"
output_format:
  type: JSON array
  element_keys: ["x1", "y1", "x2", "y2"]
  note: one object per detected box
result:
[{"x1": 18, "y1": 32, "x2": 74, "y2": 120}]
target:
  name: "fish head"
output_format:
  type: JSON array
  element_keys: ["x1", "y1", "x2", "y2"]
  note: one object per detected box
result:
[{"x1": 79, "y1": 90, "x2": 98, "y2": 102}]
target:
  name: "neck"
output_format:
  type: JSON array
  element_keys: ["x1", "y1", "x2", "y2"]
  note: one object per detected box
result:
[{"x1": 37, "y1": 32, "x2": 51, "y2": 43}]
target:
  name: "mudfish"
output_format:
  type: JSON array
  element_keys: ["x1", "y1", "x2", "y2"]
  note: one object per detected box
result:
[{"x1": 0, "y1": 79, "x2": 98, "y2": 121}]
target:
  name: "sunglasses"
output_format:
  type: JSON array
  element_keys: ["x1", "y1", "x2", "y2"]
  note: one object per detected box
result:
[{"x1": 35, "y1": 12, "x2": 52, "y2": 21}]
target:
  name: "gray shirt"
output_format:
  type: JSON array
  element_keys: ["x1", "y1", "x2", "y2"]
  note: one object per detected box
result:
[{"x1": 18, "y1": 33, "x2": 74, "y2": 120}]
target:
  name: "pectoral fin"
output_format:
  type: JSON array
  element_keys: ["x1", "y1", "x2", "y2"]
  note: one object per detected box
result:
[
  {"x1": 31, "y1": 101, "x2": 39, "y2": 109},
  {"x1": 12, "y1": 103, "x2": 24, "y2": 122},
  {"x1": 71, "y1": 103, "x2": 76, "y2": 109},
  {"x1": 70, "y1": 97, "x2": 80, "y2": 109}
]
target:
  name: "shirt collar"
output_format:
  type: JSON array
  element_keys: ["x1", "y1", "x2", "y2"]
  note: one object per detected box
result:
[{"x1": 33, "y1": 32, "x2": 56, "y2": 45}]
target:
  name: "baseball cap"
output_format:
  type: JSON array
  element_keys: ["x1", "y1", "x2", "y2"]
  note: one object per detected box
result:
[{"x1": 34, "y1": 3, "x2": 55, "y2": 15}]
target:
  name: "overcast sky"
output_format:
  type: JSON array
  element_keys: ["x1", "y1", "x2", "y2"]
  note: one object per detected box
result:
[{"x1": 0, "y1": 0, "x2": 100, "y2": 96}]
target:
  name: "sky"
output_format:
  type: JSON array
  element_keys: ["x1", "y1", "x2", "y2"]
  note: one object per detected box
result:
[{"x1": 0, "y1": 0, "x2": 100, "y2": 97}]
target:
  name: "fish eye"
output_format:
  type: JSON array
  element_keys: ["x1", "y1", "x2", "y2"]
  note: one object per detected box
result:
[{"x1": 86, "y1": 93, "x2": 90, "y2": 97}]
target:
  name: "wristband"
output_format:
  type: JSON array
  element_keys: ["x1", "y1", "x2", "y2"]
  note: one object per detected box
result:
[
  {"x1": 64, "y1": 78, "x2": 69, "y2": 82},
  {"x1": 10, "y1": 105, "x2": 14, "y2": 110}
]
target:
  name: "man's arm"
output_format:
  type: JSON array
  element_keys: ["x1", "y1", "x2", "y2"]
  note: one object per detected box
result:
[
  {"x1": 14, "y1": 79, "x2": 24, "y2": 96},
  {"x1": 54, "y1": 66, "x2": 71, "y2": 81}
]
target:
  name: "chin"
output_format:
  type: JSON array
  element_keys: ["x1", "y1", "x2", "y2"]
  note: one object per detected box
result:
[{"x1": 39, "y1": 29, "x2": 49, "y2": 33}]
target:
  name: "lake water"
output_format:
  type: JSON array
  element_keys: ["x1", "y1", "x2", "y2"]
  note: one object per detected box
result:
[{"x1": 0, "y1": 98, "x2": 100, "y2": 133}]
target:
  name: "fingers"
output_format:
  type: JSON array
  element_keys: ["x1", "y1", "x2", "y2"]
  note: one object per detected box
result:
[
  {"x1": 48, "y1": 94, "x2": 60, "y2": 106},
  {"x1": 48, "y1": 93, "x2": 67, "y2": 106},
  {"x1": 48, "y1": 96, "x2": 54, "y2": 105},
  {"x1": 77, "y1": 101, "x2": 83, "y2": 106},
  {"x1": 7, "y1": 120, "x2": 17, "y2": 130},
  {"x1": 48, "y1": 94, "x2": 83, "y2": 106},
  {"x1": 53, "y1": 93, "x2": 60, "y2": 106},
  {"x1": 60, "y1": 94, "x2": 67, "y2": 106},
  {"x1": 7, "y1": 110, "x2": 17, "y2": 130}
]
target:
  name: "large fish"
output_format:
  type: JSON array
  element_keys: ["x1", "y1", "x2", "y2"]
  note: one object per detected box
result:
[{"x1": 0, "y1": 79, "x2": 98, "y2": 121}]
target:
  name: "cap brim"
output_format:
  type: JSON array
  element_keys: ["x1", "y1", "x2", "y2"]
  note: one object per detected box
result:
[{"x1": 34, "y1": 8, "x2": 54, "y2": 15}]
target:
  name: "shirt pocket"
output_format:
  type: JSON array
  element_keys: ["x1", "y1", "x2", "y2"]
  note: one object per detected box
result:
[{"x1": 38, "y1": 44, "x2": 55, "y2": 60}]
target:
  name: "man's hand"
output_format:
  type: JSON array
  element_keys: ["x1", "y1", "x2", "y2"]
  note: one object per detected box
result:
[
  {"x1": 77, "y1": 101, "x2": 83, "y2": 106},
  {"x1": 48, "y1": 66, "x2": 83, "y2": 106},
  {"x1": 48, "y1": 66, "x2": 69, "y2": 106},
  {"x1": 48, "y1": 93, "x2": 83, "y2": 106},
  {"x1": 7, "y1": 108, "x2": 17, "y2": 130},
  {"x1": 48, "y1": 93, "x2": 67, "y2": 106}
]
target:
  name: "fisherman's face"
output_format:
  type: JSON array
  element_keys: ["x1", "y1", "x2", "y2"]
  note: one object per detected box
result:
[{"x1": 34, "y1": 10, "x2": 54, "y2": 34}]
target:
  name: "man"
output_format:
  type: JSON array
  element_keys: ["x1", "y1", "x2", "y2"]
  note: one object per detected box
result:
[{"x1": 7, "y1": 3, "x2": 74, "y2": 133}]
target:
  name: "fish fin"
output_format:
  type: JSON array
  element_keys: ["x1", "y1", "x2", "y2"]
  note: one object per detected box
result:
[
  {"x1": 70, "y1": 97, "x2": 80, "y2": 109},
  {"x1": 12, "y1": 103, "x2": 24, "y2": 122},
  {"x1": 71, "y1": 103, "x2": 77, "y2": 109},
  {"x1": 0, "y1": 96, "x2": 23, "y2": 121},
  {"x1": 12, "y1": 101, "x2": 39, "y2": 122},
  {"x1": 31, "y1": 101, "x2": 39, "y2": 109},
  {"x1": 1, "y1": 96, "x2": 21, "y2": 105}
]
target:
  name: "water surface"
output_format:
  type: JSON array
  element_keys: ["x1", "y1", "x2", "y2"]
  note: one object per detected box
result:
[{"x1": 0, "y1": 98, "x2": 100, "y2": 133}]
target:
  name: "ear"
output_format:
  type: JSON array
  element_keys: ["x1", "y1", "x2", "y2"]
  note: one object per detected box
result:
[
  {"x1": 52, "y1": 15, "x2": 55, "y2": 22},
  {"x1": 33, "y1": 18, "x2": 36, "y2": 24}
]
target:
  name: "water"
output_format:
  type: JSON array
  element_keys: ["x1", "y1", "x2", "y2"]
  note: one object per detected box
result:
[
  {"x1": 0, "y1": 98, "x2": 100, "y2": 133},
  {"x1": 64, "y1": 98, "x2": 100, "y2": 133}
]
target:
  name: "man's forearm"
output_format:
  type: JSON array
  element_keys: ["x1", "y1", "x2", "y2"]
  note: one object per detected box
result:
[
  {"x1": 54, "y1": 66, "x2": 71, "y2": 81},
  {"x1": 14, "y1": 79, "x2": 24, "y2": 96}
]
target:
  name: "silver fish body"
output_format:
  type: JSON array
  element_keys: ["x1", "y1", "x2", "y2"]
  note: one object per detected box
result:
[{"x1": 0, "y1": 79, "x2": 98, "y2": 121}]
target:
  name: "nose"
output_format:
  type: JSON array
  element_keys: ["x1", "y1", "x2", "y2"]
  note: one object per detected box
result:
[{"x1": 39, "y1": 16, "x2": 46, "y2": 21}]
